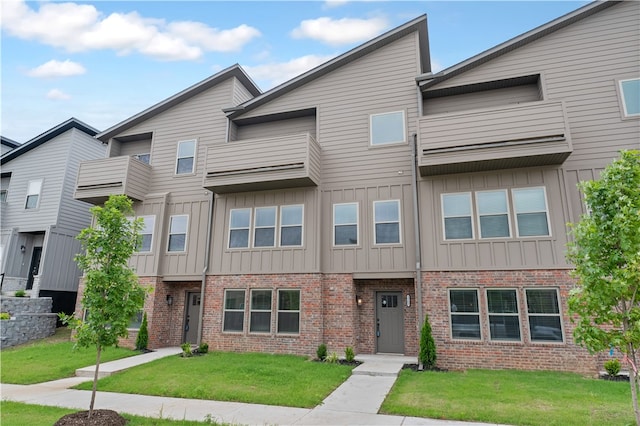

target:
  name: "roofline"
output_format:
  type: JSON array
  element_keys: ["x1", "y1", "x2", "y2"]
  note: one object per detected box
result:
[
  {"x1": 1, "y1": 118, "x2": 99, "y2": 164},
  {"x1": 96, "y1": 64, "x2": 261, "y2": 142},
  {"x1": 228, "y1": 15, "x2": 429, "y2": 120},
  {"x1": 417, "y1": 0, "x2": 619, "y2": 90},
  {"x1": 1, "y1": 136, "x2": 20, "y2": 148}
]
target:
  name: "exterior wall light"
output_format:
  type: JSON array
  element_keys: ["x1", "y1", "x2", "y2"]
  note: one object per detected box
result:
[
  {"x1": 20, "y1": 245, "x2": 26, "y2": 253},
  {"x1": 356, "y1": 295, "x2": 363, "y2": 307},
  {"x1": 166, "y1": 294, "x2": 173, "y2": 306}
]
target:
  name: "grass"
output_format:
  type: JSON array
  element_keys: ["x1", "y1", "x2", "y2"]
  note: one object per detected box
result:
[
  {"x1": 1, "y1": 327, "x2": 138, "y2": 384},
  {"x1": 74, "y1": 351, "x2": 354, "y2": 408},
  {"x1": 381, "y1": 369, "x2": 634, "y2": 425},
  {"x1": 0, "y1": 401, "x2": 223, "y2": 425}
]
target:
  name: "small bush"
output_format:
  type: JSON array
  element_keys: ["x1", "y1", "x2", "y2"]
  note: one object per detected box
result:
[
  {"x1": 325, "y1": 351, "x2": 339, "y2": 364},
  {"x1": 419, "y1": 314, "x2": 437, "y2": 369},
  {"x1": 0, "y1": 312, "x2": 10, "y2": 320},
  {"x1": 317, "y1": 343, "x2": 327, "y2": 361},
  {"x1": 14, "y1": 289, "x2": 26, "y2": 297},
  {"x1": 345, "y1": 346, "x2": 355, "y2": 363},
  {"x1": 198, "y1": 342, "x2": 209, "y2": 354},
  {"x1": 604, "y1": 359, "x2": 621, "y2": 376},
  {"x1": 135, "y1": 312, "x2": 148, "y2": 351},
  {"x1": 181, "y1": 343, "x2": 192, "y2": 357}
]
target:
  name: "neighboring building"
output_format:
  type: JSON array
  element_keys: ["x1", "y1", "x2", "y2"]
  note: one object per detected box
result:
[
  {"x1": 74, "y1": 0, "x2": 639, "y2": 374},
  {"x1": 1, "y1": 118, "x2": 105, "y2": 316},
  {"x1": 1, "y1": 137, "x2": 20, "y2": 155}
]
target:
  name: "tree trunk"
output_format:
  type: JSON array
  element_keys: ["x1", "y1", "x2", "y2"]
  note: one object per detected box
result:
[
  {"x1": 627, "y1": 343, "x2": 640, "y2": 425},
  {"x1": 89, "y1": 344, "x2": 102, "y2": 418}
]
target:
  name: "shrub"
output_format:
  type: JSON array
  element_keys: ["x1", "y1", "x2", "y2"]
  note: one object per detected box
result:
[
  {"x1": 14, "y1": 289, "x2": 26, "y2": 297},
  {"x1": 0, "y1": 312, "x2": 10, "y2": 320},
  {"x1": 198, "y1": 342, "x2": 209, "y2": 354},
  {"x1": 345, "y1": 346, "x2": 355, "y2": 363},
  {"x1": 325, "y1": 351, "x2": 339, "y2": 364},
  {"x1": 316, "y1": 343, "x2": 327, "y2": 361},
  {"x1": 135, "y1": 312, "x2": 148, "y2": 351},
  {"x1": 419, "y1": 314, "x2": 437, "y2": 369},
  {"x1": 604, "y1": 359, "x2": 621, "y2": 376},
  {"x1": 181, "y1": 343, "x2": 192, "y2": 357}
]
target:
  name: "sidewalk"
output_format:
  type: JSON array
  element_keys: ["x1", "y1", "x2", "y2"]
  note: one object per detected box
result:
[{"x1": 1, "y1": 350, "x2": 501, "y2": 426}]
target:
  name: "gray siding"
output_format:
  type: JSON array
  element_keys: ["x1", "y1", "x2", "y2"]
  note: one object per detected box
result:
[
  {"x1": 38, "y1": 226, "x2": 83, "y2": 292},
  {"x1": 423, "y1": 84, "x2": 541, "y2": 115},
  {"x1": 75, "y1": 156, "x2": 151, "y2": 203},
  {"x1": 118, "y1": 139, "x2": 152, "y2": 158},
  {"x1": 235, "y1": 116, "x2": 316, "y2": 141},
  {"x1": 232, "y1": 76, "x2": 256, "y2": 106},
  {"x1": 129, "y1": 194, "x2": 168, "y2": 277}
]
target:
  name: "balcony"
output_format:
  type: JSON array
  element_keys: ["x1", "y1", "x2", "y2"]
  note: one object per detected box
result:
[
  {"x1": 204, "y1": 132, "x2": 321, "y2": 194},
  {"x1": 418, "y1": 101, "x2": 572, "y2": 176},
  {"x1": 74, "y1": 156, "x2": 151, "y2": 204}
]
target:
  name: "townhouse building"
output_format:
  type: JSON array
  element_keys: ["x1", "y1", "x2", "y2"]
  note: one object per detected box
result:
[{"x1": 74, "y1": 0, "x2": 639, "y2": 374}]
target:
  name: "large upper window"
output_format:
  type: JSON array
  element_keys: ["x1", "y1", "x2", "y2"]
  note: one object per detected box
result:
[
  {"x1": 254, "y1": 207, "x2": 276, "y2": 247},
  {"x1": 277, "y1": 289, "x2": 300, "y2": 334},
  {"x1": 25, "y1": 179, "x2": 42, "y2": 210},
  {"x1": 370, "y1": 111, "x2": 406, "y2": 146},
  {"x1": 477, "y1": 190, "x2": 510, "y2": 238},
  {"x1": 442, "y1": 193, "x2": 473, "y2": 240},
  {"x1": 512, "y1": 187, "x2": 550, "y2": 237},
  {"x1": 619, "y1": 78, "x2": 640, "y2": 117},
  {"x1": 250, "y1": 290, "x2": 272, "y2": 333},
  {"x1": 229, "y1": 208, "x2": 251, "y2": 249},
  {"x1": 373, "y1": 200, "x2": 401, "y2": 244},
  {"x1": 449, "y1": 289, "x2": 481, "y2": 340},
  {"x1": 333, "y1": 203, "x2": 358, "y2": 246},
  {"x1": 223, "y1": 290, "x2": 245, "y2": 332},
  {"x1": 280, "y1": 205, "x2": 303, "y2": 246},
  {"x1": 175, "y1": 140, "x2": 196, "y2": 174},
  {"x1": 526, "y1": 289, "x2": 563, "y2": 342},
  {"x1": 167, "y1": 215, "x2": 188, "y2": 252},
  {"x1": 137, "y1": 215, "x2": 155, "y2": 253},
  {"x1": 487, "y1": 289, "x2": 520, "y2": 341}
]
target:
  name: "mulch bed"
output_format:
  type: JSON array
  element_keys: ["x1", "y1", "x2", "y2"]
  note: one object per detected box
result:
[
  {"x1": 600, "y1": 374, "x2": 630, "y2": 382},
  {"x1": 402, "y1": 363, "x2": 447, "y2": 372},
  {"x1": 54, "y1": 409, "x2": 126, "y2": 426}
]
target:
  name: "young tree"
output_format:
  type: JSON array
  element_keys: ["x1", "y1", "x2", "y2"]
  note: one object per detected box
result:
[
  {"x1": 135, "y1": 311, "x2": 149, "y2": 351},
  {"x1": 567, "y1": 150, "x2": 640, "y2": 425},
  {"x1": 60, "y1": 195, "x2": 146, "y2": 418},
  {"x1": 419, "y1": 314, "x2": 437, "y2": 370}
]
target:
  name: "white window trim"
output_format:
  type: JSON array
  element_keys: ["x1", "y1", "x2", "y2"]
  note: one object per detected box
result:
[
  {"x1": 476, "y1": 190, "x2": 512, "y2": 239},
  {"x1": 369, "y1": 110, "x2": 407, "y2": 146},
  {"x1": 276, "y1": 289, "x2": 301, "y2": 335},
  {"x1": 617, "y1": 77, "x2": 640, "y2": 118},
  {"x1": 333, "y1": 202, "x2": 359, "y2": 247},
  {"x1": 136, "y1": 215, "x2": 155, "y2": 253},
  {"x1": 228, "y1": 208, "x2": 252, "y2": 249},
  {"x1": 175, "y1": 139, "x2": 197, "y2": 175},
  {"x1": 223, "y1": 289, "x2": 245, "y2": 333},
  {"x1": 448, "y1": 288, "x2": 481, "y2": 341},
  {"x1": 525, "y1": 288, "x2": 564, "y2": 344},
  {"x1": 373, "y1": 200, "x2": 402, "y2": 245},
  {"x1": 441, "y1": 192, "x2": 474, "y2": 241},
  {"x1": 279, "y1": 204, "x2": 304, "y2": 247},
  {"x1": 167, "y1": 214, "x2": 189, "y2": 253},
  {"x1": 24, "y1": 179, "x2": 43, "y2": 210},
  {"x1": 249, "y1": 289, "x2": 273, "y2": 334},
  {"x1": 254, "y1": 206, "x2": 277, "y2": 248},
  {"x1": 485, "y1": 288, "x2": 521, "y2": 342},
  {"x1": 512, "y1": 186, "x2": 551, "y2": 238}
]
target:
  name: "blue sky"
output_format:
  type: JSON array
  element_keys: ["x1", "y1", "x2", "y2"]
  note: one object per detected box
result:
[{"x1": 1, "y1": 0, "x2": 588, "y2": 143}]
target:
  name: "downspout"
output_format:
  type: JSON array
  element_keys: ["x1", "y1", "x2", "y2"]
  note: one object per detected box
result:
[
  {"x1": 410, "y1": 132, "x2": 424, "y2": 337},
  {"x1": 197, "y1": 180, "x2": 214, "y2": 344}
]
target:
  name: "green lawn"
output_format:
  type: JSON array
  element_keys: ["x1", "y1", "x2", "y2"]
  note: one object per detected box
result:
[
  {"x1": 381, "y1": 369, "x2": 634, "y2": 426},
  {"x1": 74, "y1": 351, "x2": 354, "y2": 408},
  {"x1": 1, "y1": 327, "x2": 138, "y2": 384},
  {"x1": 0, "y1": 401, "x2": 222, "y2": 425}
]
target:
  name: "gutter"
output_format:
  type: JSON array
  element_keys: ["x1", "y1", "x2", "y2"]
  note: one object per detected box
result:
[{"x1": 197, "y1": 190, "x2": 214, "y2": 344}]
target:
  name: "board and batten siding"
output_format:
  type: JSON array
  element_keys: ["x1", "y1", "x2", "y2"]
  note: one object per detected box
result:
[
  {"x1": 129, "y1": 194, "x2": 169, "y2": 277},
  {"x1": 210, "y1": 187, "x2": 319, "y2": 274},
  {"x1": 38, "y1": 226, "x2": 84, "y2": 292},
  {"x1": 419, "y1": 167, "x2": 570, "y2": 270}
]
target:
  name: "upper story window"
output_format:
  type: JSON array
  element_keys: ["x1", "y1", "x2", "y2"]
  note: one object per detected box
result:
[
  {"x1": 477, "y1": 190, "x2": 510, "y2": 238},
  {"x1": 333, "y1": 203, "x2": 358, "y2": 246},
  {"x1": 133, "y1": 153, "x2": 150, "y2": 164},
  {"x1": 370, "y1": 111, "x2": 406, "y2": 146},
  {"x1": 0, "y1": 190, "x2": 7, "y2": 203},
  {"x1": 512, "y1": 187, "x2": 550, "y2": 237},
  {"x1": 442, "y1": 193, "x2": 473, "y2": 240},
  {"x1": 167, "y1": 214, "x2": 188, "y2": 252},
  {"x1": 25, "y1": 179, "x2": 43, "y2": 210},
  {"x1": 229, "y1": 208, "x2": 251, "y2": 249},
  {"x1": 136, "y1": 215, "x2": 155, "y2": 253},
  {"x1": 619, "y1": 78, "x2": 640, "y2": 117},
  {"x1": 526, "y1": 288, "x2": 563, "y2": 343},
  {"x1": 254, "y1": 207, "x2": 277, "y2": 247},
  {"x1": 280, "y1": 205, "x2": 303, "y2": 246},
  {"x1": 175, "y1": 140, "x2": 196, "y2": 174},
  {"x1": 373, "y1": 200, "x2": 401, "y2": 244}
]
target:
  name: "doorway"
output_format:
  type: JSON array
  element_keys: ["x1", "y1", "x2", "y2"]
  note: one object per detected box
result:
[
  {"x1": 183, "y1": 292, "x2": 201, "y2": 344},
  {"x1": 376, "y1": 291, "x2": 404, "y2": 353},
  {"x1": 26, "y1": 246, "x2": 42, "y2": 290}
]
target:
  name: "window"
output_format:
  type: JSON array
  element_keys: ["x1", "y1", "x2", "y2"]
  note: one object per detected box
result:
[
  {"x1": 449, "y1": 289, "x2": 481, "y2": 340},
  {"x1": 334, "y1": 203, "x2": 358, "y2": 246},
  {"x1": 223, "y1": 290, "x2": 245, "y2": 332},
  {"x1": 512, "y1": 187, "x2": 550, "y2": 237},
  {"x1": 175, "y1": 140, "x2": 196, "y2": 174},
  {"x1": 250, "y1": 290, "x2": 272, "y2": 333},
  {"x1": 374, "y1": 200, "x2": 401, "y2": 244},
  {"x1": 477, "y1": 191, "x2": 510, "y2": 238},
  {"x1": 25, "y1": 179, "x2": 42, "y2": 209},
  {"x1": 0, "y1": 190, "x2": 6, "y2": 203},
  {"x1": 128, "y1": 310, "x2": 143, "y2": 329},
  {"x1": 137, "y1": 216, "x2": 155, "y2": 252},
  {"x1": 254, "y1": 207, "x2": 276, "y2": 247},
  {"x1": 229, "y1": 209, "x2": 251, "y2": 249},
  {"x1": 526, "y1": 289, "x2": 563, "y2": 342},
  {"x1": 277, "y1": 290, "x2": 300, "y2": 334},
  {"x1": 167, "y1": 215, "x2": 188, "y2": 252},
  {"x1": 619, "y1": 78, "x2": 640, "y2": 117},
  {"x1": 487, "y1": 290, "x2": 520, "y2": 341},
  {"x1": 280, "y1": 205, "x2": 303, "y2": 246},
  {"x1": 442, "y1": 193, "x2": 473, "y2": 240},
  {"x1": 133, "y1": 153, "x2": 150, "y2": 164},
  {"x1": 370, "y1": 111, "x2": 406, "y2": 146}
]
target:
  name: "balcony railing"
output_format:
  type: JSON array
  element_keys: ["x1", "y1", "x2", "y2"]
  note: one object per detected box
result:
[{"x1": 74, "y1": 156, "x2": 151, "y2": 204}]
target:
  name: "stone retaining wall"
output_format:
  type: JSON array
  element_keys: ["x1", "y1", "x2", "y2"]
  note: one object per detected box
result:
[{"x1": 0, "y1": 297, "x2": 57, "y2": 348}]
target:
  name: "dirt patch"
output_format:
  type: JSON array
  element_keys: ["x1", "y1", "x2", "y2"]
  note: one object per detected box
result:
[{"x1": 54, "y1": 409, "x2": 126, "y2": 426}]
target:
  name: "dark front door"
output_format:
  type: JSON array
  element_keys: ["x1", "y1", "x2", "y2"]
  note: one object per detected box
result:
[
  {"x1": 376, "y1": 291, "x2": 404, "y2": 353},
  {"x1": 183, "y1": 292, "x2": 201, "y2": 344},
  {"x1": 26, "y1": 246, "x2": 42, "y2": 290}
]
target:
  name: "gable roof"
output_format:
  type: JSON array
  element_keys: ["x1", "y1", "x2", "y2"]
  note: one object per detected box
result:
[
  {"x1": 417, "y1": 0, "x2": 620, "y2": 90},
  {"x1": 96, "y1": 64, "x2": 261, "y2": 142},
  {"x1": 1, "y1": 136, "x2": 20, "y2": 150},
  {"x1": 1, "y1": 118, "x2": 98, "y2": 165},
  {"x1": 226, "y1": 15, "x2": 430, "y2": 120}
]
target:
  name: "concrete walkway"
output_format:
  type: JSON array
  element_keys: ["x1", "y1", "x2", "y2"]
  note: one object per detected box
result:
[{"x1": 1, "y1": 350, "x2": 501, "y2": 426}]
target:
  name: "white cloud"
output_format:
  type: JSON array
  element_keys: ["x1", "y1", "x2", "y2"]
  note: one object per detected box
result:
[
  {"x1": 28, "y1": 60, "x2": 86, "y2": 78},
  {"x1": 46, "y1": 89, "x2": 71, "y2": 100},
  {"x1": 430, "y1": 59, "x2": 444, "y2": 73},
  {"x1": 291, "y1": 17, "x2": 388, "y2": 46},
  {"x1": 244, "y1": 54, "x2": 335, "y2": 90},
  {"x1": 0, "y1": 0, "x2": 260, "y2": 61},
  {"x1": 324, "y1": 1, "x2": 349, "y2": 8}
]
